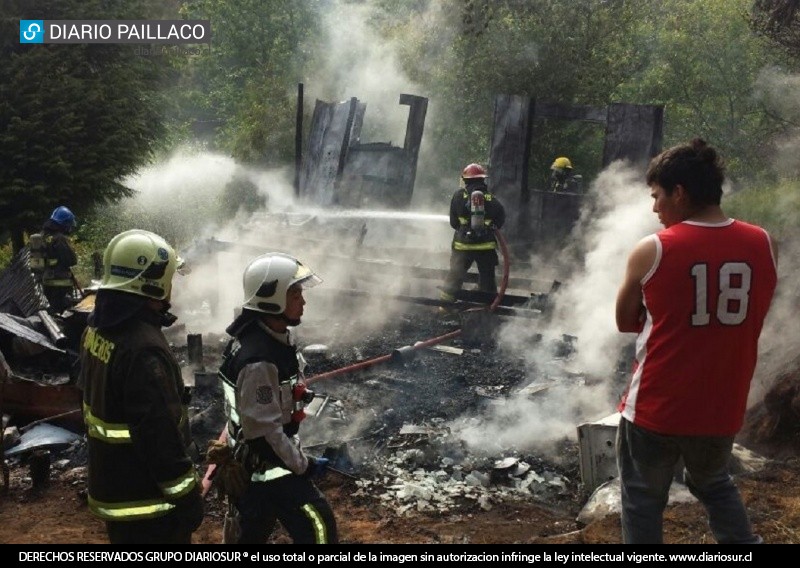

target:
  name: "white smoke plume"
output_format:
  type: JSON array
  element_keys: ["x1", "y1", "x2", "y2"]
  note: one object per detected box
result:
[{"x1": 450, "y1": 161, "x2": 658, "y2": 454}]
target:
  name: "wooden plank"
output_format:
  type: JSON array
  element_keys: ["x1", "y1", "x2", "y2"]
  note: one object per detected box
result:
[
  {"x1": 399, "y1": 94, "x2": 428, "y2": 207},
  {"x1": 602, "y1": 103, "x2": 664, "y2": 167},
  {"x1": 533, "y1": 101, "x2": 608, "y2": 123},
  {"x1": 488, "y1": 94, "x2": 533, "y2": 243}
]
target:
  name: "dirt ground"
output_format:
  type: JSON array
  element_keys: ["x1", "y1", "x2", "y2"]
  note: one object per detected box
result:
[
  {"x1": 3, "y1": 307, "x2": 800, "y2": 545},
  {"x1": 1, "y1": 456, "x2": 800, "y2": 544}
]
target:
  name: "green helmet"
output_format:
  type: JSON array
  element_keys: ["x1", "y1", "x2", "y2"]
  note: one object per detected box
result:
[
  {"x1": 100, "y1": 229, "x2": 181, "y2": 300},
  {"x1": 242, "y1": 252, "x2": 321, "y2": 314}
]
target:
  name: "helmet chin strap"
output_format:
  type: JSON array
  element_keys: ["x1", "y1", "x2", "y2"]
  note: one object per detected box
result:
[
  {"x1": 278, "y1": 313, "x2": 301, "y2": 327},
  {"x1": 155, "y1": 300, "x2": 178, "y2": 327}
]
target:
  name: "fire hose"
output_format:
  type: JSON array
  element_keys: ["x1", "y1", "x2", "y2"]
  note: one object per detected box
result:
[
  {"x1": 305, "y1": 227, "x2": 511, "y2": 386},
  {"x1": 202, "y1": 229, "x2": 511, "y2": 493}
]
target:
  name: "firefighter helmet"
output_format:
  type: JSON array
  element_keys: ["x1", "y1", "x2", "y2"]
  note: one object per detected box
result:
[
  {"x1": 50, "y1": 206, "x2": 76, "y2": 230},
  {"x1": 551, "y1": 157, "x2": 572, "y2": 170},
  {"x1": 99, "y1": 229, "x2": 182, "y2": 300},
  {"x1": 461, "y1": 163, "x2": 488, "y2": 179},
  {"x1": 242, "y1": 253, "x2": 322, "y2": 315}
]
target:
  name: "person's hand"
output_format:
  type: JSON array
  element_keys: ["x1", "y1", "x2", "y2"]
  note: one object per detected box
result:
[{"x1": 305, "y1": 457, "x2": 329, "y2": 478}]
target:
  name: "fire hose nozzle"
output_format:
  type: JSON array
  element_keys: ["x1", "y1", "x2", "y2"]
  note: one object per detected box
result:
[
  {"x1": 291, "y1": 383, "x2": 315, "y2": 423},
  {"x1": 390, "y1": 345, "x2": 417, "y2": 366}
]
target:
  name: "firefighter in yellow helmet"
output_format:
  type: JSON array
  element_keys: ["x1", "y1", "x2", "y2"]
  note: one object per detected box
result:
[
  {"x1": 549, "y1": 156, "x2": 583, "y2": 192},
  {"x1": 79, "y1": 229, "x2": 203, "y2": 544},
  {"x1": 440, "y1": 163, "x2": 506, "y2": 308}
]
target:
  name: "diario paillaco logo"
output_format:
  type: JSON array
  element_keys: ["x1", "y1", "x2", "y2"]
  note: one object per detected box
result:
[
  {"x1": 20, "y1": 20, "x2": 44, "y2": 43},
  {"x1": 18, "y1": 20, "x2": 211, "y2": 44}
]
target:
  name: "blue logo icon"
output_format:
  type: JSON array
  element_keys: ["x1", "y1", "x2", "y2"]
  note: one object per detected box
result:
[{"x1": 20, "y1": 20, "x2": 44, "y2": 43}]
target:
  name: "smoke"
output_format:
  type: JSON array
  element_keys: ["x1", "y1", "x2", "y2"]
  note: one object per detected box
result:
[
  {"x1": 449, "y1": 161, "x2": 658, "y2": 454},
  {"x1": 309, "y1": 1, "x2": 425, "y2": 145},
  {"x1": 754, "y1": 67, "x2": 800, "y2": 178},
  {"x1": 115, "y1": 144, "x2": 455, "y2": 341},
  {"x1": 148, "y1": 2, "x2": 460, "y2": 340},
  {"x1": 742, "y1": 66, "x2": 800, "y2": 404}
]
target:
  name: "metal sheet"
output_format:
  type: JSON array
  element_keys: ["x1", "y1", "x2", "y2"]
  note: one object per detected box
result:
[
  {"x1": 0, "y1": 313, "x2": 63, "y2": 352},
  {"x1": 4, "y1": 423, "x2": 81, "y2": 457}
]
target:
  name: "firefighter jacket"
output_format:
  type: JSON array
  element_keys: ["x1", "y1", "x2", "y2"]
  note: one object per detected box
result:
[
  {"x1": 218, "y1": 318, "x2": 309, "y2": 481},
  {"x1": 448, "y1": 186, "x2": 506, "y2": 251},
  {"x1": 80, "y1": 306, "x2": 201, "y2": 524},
  {"x1": 41, "y1": 220, "x2": 77, "y2": 288}
]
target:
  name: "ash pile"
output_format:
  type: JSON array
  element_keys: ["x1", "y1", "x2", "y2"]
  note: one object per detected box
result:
[{"x1": 187, "y1": 305, "x2": 593, "y2": 518}]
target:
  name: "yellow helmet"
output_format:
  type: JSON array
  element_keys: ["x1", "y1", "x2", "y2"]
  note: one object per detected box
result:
[
  {"x1": 100, "y1": 229, "x2": 181, "y2": 300},
  {"x1": 551, "y1": 157, "x2": 572, "y2": 170}
]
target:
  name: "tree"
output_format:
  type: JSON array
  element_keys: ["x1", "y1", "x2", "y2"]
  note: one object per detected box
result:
[
  {"x1": 0, "y1": 0, "x2": 173, "y2": 252},
  {"x1": 751, "y1": 0, "x2": 800, "y2": 62},
  {"x1": 613, "y1": 0, "x2": 793, "y2": 181},
  {"x1": 176, "y1": 0, "x2": 322, "y2": 165}
]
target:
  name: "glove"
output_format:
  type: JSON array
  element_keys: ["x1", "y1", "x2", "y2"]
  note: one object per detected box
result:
[
  {"x1": 206, "y1": 440, "x2": 249, "y2": 501},
  {"x1": 305, "y1": 457, "x2": 329, "y2": 479}
]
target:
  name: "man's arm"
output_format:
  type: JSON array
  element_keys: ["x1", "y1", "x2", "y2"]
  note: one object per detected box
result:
[
  {"x1": 615, "y1": 236, "x2": 657, "y2": 333},
  {"x1": 237, "y1": 361, "x2": 308, "y2": 475},
  {"x1": 449, "y1": 191, "x2": 461, "y2": 229}
]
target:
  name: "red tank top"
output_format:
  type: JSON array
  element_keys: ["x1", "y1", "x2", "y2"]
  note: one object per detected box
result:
[{"x1": 618, "y1": 219, "x2": 777, "y2": 436}]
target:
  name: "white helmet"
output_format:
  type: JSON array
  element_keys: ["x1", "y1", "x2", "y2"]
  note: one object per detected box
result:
[
  {"x1": 242, "y1": 253, "x2": 321, "y2": 314},
  {"x1": 100, "y1": 229, "x2": 182, "y2": 300}
]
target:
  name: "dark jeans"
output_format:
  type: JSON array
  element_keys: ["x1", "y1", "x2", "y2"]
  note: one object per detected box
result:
[
  {"x1": 616, "y1": 417, "x2": 761, "y2": 544},
  {"x1": 235, "y1": 474, "x2": 337, "y2": 544}
]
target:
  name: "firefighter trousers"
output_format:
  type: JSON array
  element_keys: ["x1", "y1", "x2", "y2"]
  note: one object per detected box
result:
[
  {"x1": 234, "y1": 474, "x2": 338, "y2": 544},
  {"x1": 442, "y1": 249, "x2": 498, "y2": 298}
]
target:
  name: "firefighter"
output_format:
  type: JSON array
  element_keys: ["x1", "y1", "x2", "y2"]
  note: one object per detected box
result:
[
  {"x1": 217, "y1": 252, "x2": 337, "y2": 544},
  {"x1": 79, "y1": 229, "x2": 203, "y2": 544},
  {"x1": 35, "y1": 206, "x2": 79, "y2": 314},
  {"x1": 440, "y1": 163, "x2": 506, "y2": 308},
  {"x1": 549, "y1": 156, "x2": 582, "y2": 192}
]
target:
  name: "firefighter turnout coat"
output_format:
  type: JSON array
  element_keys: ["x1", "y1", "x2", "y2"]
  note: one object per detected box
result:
[
  {"x1": 218, "y1": 319, "x2": 308, "y2": 479},
  {"x1": 449, "y1": 187, "x2": 506, "y2": 251},
  {"x1": 80, "y1": 309, "x2": 200, "y2": 525}
]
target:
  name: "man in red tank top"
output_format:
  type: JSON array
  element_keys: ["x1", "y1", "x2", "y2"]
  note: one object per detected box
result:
[{"x1": 615, "y1": 138, "x2": 778, "y2": 544}]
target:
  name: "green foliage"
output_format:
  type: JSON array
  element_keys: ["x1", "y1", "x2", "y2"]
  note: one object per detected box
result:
[
  {"x1": 6, "y1": 0, "x2": 800, "y2": 266},
  {"x1": 726, "y1": 178, "x2": 800, "y2": 240},
  {"x1": 0, "y1": 0, "x2": 174, "y2": 251},
  {"x1": 175, "y1": 0, "x2": 322, "y2": 165},
  {"x1": 614, "y1": 0, "x2": 792, "y2": 180}
]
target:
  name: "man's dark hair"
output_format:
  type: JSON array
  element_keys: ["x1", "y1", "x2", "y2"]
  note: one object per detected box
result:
[{"x1": 645, "y1": 138, "x2": 725, "y2": 206}]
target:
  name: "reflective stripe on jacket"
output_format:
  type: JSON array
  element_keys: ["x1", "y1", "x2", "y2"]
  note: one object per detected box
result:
[
  {"x1": 80, "y1": 313, "x2": 197, "y2": 522},
  {"x1": 449, "y1": 188, "x2": 505, "y2": 251}
]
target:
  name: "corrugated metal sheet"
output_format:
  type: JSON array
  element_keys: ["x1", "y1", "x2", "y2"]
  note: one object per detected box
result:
[{"x1": 0, "y1": 249, "x2": 48, "y2": 317}]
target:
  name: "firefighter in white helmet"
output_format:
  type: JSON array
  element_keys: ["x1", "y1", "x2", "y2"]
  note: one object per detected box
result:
[
  {"x1": 79, "y1": 229, "x2": 203, "y2": 544},
  {"x1": 217, "y1": 252, "x2": 337, "y2": 544},
  {"x1": 440, "y1": 163, "x2": 506, "y2": 309}
]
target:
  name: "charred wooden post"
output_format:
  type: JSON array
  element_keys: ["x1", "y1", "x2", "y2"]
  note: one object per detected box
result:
[
  {"x1": 488, "y1": 95, "x2": 665, "y2": 254},
  {"x1": 300, "y1": 93, "x2": 428, "y2": 209},
  {"x1": 488, "y1": 94, "x2": 533, "y2": 246},
  {"x1": 295, "y1": 82, "x2": 304, "y2": 199},
  {"x1": 187, "y1": 333, "x2": 204, "y2": 370}
]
